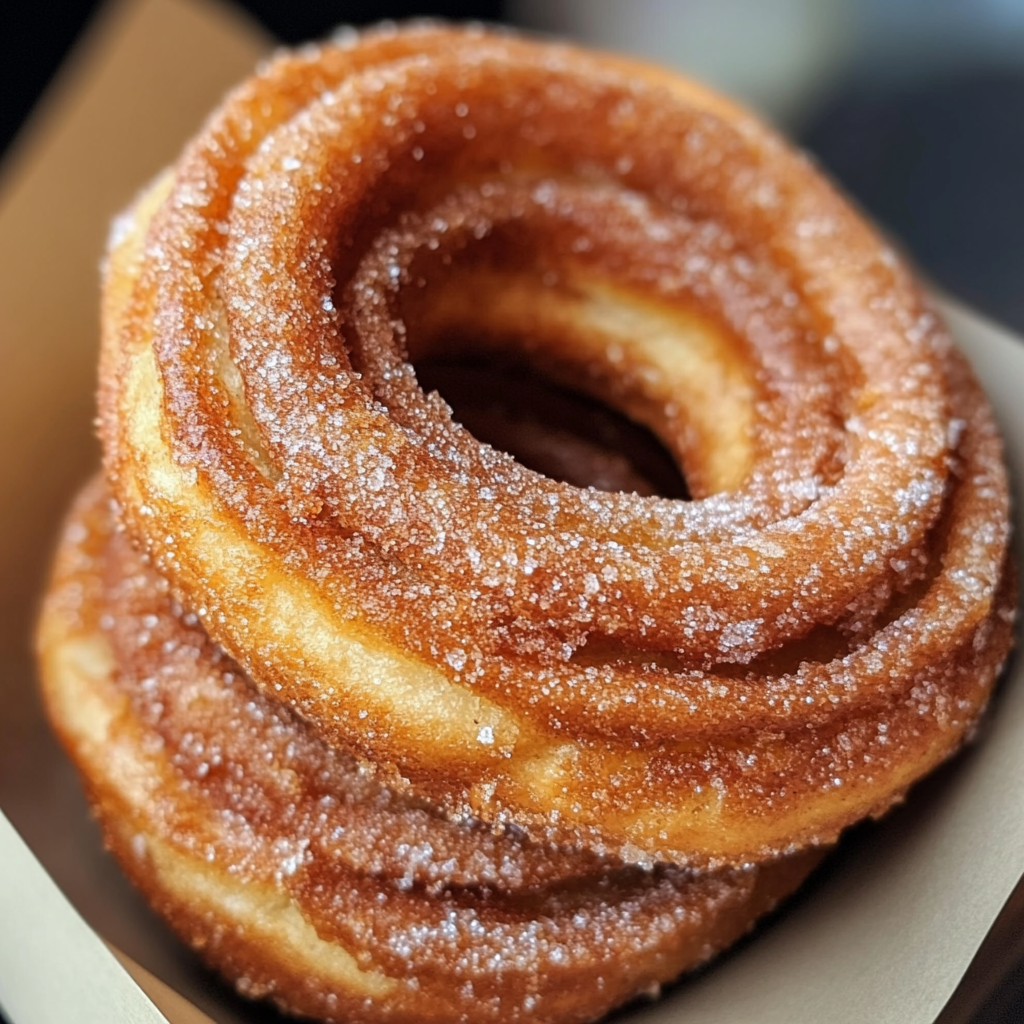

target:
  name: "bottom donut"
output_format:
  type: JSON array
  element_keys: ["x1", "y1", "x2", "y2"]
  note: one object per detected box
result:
[{"x1": 37, "y1": 478, "x2": 823, "y2": 1024}]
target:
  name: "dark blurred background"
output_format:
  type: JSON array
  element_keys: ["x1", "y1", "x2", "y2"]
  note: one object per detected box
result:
[{"x1": 0, "y1": 2, "x2": 1021, "y2": 1023}]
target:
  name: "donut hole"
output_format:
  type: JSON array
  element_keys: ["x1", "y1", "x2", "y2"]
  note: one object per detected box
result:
[
  {"x1": 345, "y1": 183, "x2": 762, "y2": 501},
  {"x1": 397, "y1": 262, "x2": 755, "y2": 500},
  {"x1": 415, "y1": 355, "x2": 690, "y2": 499}
]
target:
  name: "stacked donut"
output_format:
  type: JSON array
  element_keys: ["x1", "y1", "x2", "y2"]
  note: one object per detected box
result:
[{"x1": 37, "y1": 23, "x2": 1015, "y2": 1024}]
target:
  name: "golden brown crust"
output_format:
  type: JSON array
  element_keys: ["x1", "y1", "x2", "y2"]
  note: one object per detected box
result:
[
  {"x1": 37, "y1": 479, "x2": 821, "y2": 1024},
  {"x1": 96, "y1": 24, "x2": 1016, "y2": 866},
  {"x1": 34, "y1": 23, "x2": 1019, "y2": 1024}
]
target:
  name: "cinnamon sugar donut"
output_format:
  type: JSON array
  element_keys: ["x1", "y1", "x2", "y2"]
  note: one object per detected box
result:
[
  {"x1": 96, "y1": 23, "x2": 1016, "y2": 868},
  {"x1": 35, "y1": 20, "x2": 1019, "y2": 1023},
  {"x1": 96, "y1": 23, "x2": 1015, "y2": 867},
  {"x1": 38, "y1": 478, "x2": 821, "y2": 1024}
]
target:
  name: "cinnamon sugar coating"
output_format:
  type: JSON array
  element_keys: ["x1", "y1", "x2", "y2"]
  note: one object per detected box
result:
[
  {"x1": 94, "y1": 24, "x2": 1015, "y2": 868},
  {"x1": 37, "y1": 479, "x2": 820, "y2": 1024}
]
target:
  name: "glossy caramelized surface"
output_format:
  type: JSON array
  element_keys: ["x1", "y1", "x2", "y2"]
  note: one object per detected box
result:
[{"x1": 96, "y1": 24, "x2": 1015, "y2": 868}]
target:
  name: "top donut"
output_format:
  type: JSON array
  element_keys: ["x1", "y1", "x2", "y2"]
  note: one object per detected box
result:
[{"x1": 99, "y1": 23, "x2": 1016, "y2": 867}]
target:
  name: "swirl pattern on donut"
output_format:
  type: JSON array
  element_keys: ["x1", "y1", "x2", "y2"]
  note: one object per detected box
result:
[
  {"x1": 99, "y1": 23, "x2": 1016, "y2": 865},
  {"x1": 37, "y1": 479, "x2": 821, "y2": 1024}
]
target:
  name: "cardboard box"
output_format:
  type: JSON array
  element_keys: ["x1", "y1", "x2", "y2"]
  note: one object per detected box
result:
[{"x1": 1, "y1": 1, "x2": 1021, "y2": 1020}]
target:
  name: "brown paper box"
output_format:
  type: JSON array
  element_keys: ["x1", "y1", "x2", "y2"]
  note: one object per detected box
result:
[{"x1": 0, "y1": 1, "x2": 1021, "y2": 1022}]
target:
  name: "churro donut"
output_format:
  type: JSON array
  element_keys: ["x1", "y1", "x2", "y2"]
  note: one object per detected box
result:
[
  {"x1": 97, "y1": 23, "x2": 1015, "y2": 868},
  {"x1": 38, "y1": 478, "x2": 821, "y2": 1024}
]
